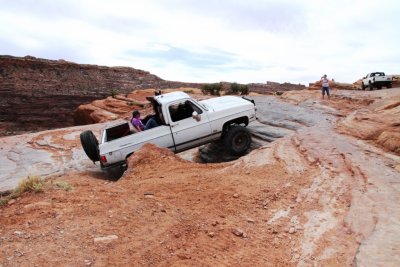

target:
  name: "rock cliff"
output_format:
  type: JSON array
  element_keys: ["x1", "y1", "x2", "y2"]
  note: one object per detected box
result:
[{"x1": 0, "y1": 55, "x2": 201, "y2": 135}]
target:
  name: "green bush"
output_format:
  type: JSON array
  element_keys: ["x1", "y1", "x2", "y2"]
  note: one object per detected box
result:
[
  {"x1": 227, "y1": 83, "x2": 249, "y2": 95},
  {"x1": 201, "y1": 83, "x2": 222, "y2": 96},
  {"x1": 110, "y1": 88, "x2": 119, "y2": 98}
]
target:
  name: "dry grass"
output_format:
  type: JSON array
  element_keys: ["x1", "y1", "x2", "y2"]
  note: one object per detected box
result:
[
  {"x1": 14, "y1": 175, "x2": 45, "y2": 194},
  {"x1": 0, "y1": 177, "x2": 75, "y2": 207},
  {"x1": 0, "y1": 176, "x2": 45, "y2": 206},
  {"x1": 53, "y1": 180, "x2": 74, "y2": 191}
]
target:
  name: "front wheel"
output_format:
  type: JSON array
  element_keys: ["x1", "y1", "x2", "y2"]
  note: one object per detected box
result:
[
  {"x1": 361, "y1": 82, "x2": 365, "y2": 90},
  {"x1": 223, "y1": 126, "x2": 252, "y2": 156},
  {"x1": 369, "y1": 82, "x2": 374, "y2": 90}
]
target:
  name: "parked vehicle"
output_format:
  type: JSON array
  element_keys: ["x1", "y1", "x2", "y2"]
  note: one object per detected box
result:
[
  {"x1": 361, "y1": 72, "x2": 393, "y2": 90},
  {"x1": 80, "y1": 91, "x2": 256, "y2": 174}
]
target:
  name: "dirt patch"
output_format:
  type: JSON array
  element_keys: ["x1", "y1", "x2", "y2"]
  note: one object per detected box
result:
[{"x1": 0, "y1": 143, "x2": 324, "y2": 266}]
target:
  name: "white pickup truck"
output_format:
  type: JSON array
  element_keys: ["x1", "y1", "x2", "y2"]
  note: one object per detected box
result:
[
  {"x1": 361, "y1": 72, "x2": 393, "y2": 90},
  {"x1": 80, "y1": 91, "x2": 256, "y2": 173}
]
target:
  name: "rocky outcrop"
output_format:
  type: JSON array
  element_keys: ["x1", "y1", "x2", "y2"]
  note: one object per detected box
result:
[
  {"x1": 392, "y1": 75, "x2": 400, "y2": 87},
  {"x1": 308, "y1": 80, "x2": 358, "y2": 90},
  {"x1": 337, "y1": 91, "x2": 400, "y2": 155},
  {"x1": 0, "y1": 55, "x2": 202, "y2": 135},
  {"x1": 248, "y1": 81, "x2": 306, "y2": 94}
]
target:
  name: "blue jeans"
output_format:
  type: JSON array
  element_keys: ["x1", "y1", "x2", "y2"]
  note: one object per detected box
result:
[
  {"x1": 322, "y1": 87, "x2": 330, "y2": 96},
  {"x1": 144, "y1": 118, "x2": 159, "y2": 130}
]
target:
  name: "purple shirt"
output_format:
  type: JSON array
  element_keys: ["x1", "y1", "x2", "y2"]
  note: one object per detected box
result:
[{"x1": 131, "y1": 117, "x2": 144, "y2": 130}]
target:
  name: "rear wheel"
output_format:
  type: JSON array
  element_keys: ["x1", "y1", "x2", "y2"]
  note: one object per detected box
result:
[
  {"x1": 80, "y1": 130, "x2": 100, "y2": 162},
  {"x1": 223, "y1": 126, "x2": 252, "y2": 156}
]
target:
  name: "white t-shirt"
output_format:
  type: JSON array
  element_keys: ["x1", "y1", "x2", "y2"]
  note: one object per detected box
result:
[{"x1": 321, "y1": 77, "x2": 329, "y2": 87}]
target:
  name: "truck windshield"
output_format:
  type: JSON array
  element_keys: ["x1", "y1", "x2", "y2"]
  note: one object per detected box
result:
[{"x1": 169, "y1": 100, "x2": 203, "y2": 122}]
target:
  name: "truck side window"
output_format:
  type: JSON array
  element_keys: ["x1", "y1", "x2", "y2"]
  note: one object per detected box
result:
[{"x1": 169, "y1": 100, "x2": 202, "y2": 122}]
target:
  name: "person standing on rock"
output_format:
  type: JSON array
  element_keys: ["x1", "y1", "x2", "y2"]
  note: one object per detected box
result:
[{"x1": 321, "y1": 74, "x2": 330, "y2": 99}]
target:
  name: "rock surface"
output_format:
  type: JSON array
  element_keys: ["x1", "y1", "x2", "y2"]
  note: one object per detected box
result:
[{"x1": 0, "y1": 88, "x2": 399, "y2": 266}]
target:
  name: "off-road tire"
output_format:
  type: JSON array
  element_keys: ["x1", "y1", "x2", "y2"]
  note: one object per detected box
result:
[
  {"x1": 223, "y1": 126, "x2": 251, "y2": 156},
  {"x1": 80, "y1": 130, "x2": 100, "y2": 162},
  {"x1": 369, "y1": 82, "x2": 373, "y2": 91},
  {"x1": 387, "y1": 83, "x2": 392, "y2": 88},
  {"x1": 361, "y1": 83, "x2": 365, "y2": 90}
]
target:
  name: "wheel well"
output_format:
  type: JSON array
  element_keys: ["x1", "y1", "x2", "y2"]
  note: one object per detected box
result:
[{"x1": 222, "y1": 116, "x2": 249, "y2": 132}]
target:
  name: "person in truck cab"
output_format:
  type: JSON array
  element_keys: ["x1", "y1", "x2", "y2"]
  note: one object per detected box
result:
[{"x1": 131, "y1": 110, "x2": 159, "y2": 132}]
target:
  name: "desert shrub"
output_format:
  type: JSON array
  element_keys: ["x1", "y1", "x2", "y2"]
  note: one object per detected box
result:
[
  {"x1": 275, "y1": 91, "x2": 283, "y2": 96},
  {"x1": 240, "y1": 84, "x2": 249, "y2": 95},
  {"x1": 14, "y1": 175, "x2": 45, "y2": 194},
  {"x1": 110, "y1": 88, "x2": 119, "y2": 98},
  {"x1": 0, "y1": 198, "x2": 8, "y2": 206},
  {"x1": 53, "y1": 181, "x2": 74, "y2": 192},
  {"x1": 201, "y1": 83, "x2": 222, "y2": 96},
  {"x1": 227, "y1": 83, "x2": 249, "y2": 95}
]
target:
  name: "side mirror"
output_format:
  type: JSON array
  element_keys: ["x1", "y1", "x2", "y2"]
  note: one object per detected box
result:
[{"x1": 192, "y1": 111, "x2": 201, "y2": 121}]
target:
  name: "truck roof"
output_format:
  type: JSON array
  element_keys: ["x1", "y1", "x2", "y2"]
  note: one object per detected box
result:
[{"x1": 154, "y1": 91, "x2": 191, "y2": 105}]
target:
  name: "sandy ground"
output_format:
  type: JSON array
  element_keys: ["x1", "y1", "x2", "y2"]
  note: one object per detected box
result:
[{"x1": 0, "y1": 88, "x2": 399, "y2": 266}]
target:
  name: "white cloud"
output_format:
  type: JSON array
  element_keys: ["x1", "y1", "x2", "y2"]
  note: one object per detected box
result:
[{"x1": 0, "y1": 0, "x2": 399, "y2": 84}]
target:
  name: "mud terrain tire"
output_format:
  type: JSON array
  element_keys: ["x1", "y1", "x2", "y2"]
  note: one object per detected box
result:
[
  {"x1": 224, "y1": 126, "x2": 251, "y2": 156},
  {"x1": 369, "y1": 82, "x2": 374, "y2": 90},
  {"x1": 80, "y1": 130, "x2": 100, "y2": 162}
]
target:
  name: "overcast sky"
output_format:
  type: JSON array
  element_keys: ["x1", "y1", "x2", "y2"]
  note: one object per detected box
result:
[{"x1": 1, "y1": 0, "x2": 399, "y2": 84}]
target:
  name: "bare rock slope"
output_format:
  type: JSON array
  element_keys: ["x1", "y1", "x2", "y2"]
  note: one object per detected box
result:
[{"x1": 0, "y1": 88, "x2": 399, "y2": 266}]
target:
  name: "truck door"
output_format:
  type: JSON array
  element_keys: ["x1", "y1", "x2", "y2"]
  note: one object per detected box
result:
[{"x1": 168, "y1": 99, "x2": 212, "y2": 152}]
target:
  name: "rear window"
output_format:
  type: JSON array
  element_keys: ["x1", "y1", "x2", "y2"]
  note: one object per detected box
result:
[{"x1": 105, "y1": 123, "x2": 130, "y2": 142}]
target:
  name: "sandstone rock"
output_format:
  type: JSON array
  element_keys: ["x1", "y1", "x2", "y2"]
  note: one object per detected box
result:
[
  {"x1": 93, "y1": 235, "x2": 118, "y2": 243},
  {"x1": 24, "y1": 201, "x2": 52, "y2": 210},
  {"x1": 338, "y1": 96, "x2": 400, "y2": 155},
  {"x1": 246, "y1": 218, "x2": 255, "y2": 223},
  {"x1": 232, "y1": 228, "x2": 246, "y2": 237},
  {"x1": 309, "y1": 80, "x2": 357, "y2": 91},
  {"x1": 14, "y1": 231, "x2": 23, "y2": 236}
]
